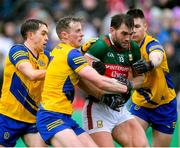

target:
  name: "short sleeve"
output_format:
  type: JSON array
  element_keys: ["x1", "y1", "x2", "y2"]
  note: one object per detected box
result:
[
  {"x1": 9, "y1": 44, "x2": 29, "y2": 66},
  {"x1": 67, "y1": 49, "x2": 88, "y2": 72}
]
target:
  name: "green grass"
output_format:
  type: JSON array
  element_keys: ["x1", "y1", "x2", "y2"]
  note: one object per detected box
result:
[{"x1": 15, "y1": 111, "x2": 179, "y2": 147}]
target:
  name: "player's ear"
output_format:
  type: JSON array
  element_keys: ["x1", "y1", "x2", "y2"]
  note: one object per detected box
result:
[
  {"x1": 110, "y1": 27, "x2": 115, "y2": 34},
  {"x1": 144, "y1": 21, "x2": 148, "y2": 32},
  {"x1": 26, "y1": 31, "x2": 34, "y2": 39},
  {"x1": 61, "y1": 31, "x2": 69, "y2": 39}
]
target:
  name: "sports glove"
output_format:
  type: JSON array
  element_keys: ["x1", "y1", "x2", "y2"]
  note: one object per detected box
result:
[
  {"x1": 86, "y1": 93, "x2": 130, "y2": 112},
  {"x1": 132, "y1": 59, "x2": 154, "y2": 74},
  {"x1": 101, "y1": 94, "x2": 129, "y2": 111},
  {"x1": 92, "y1": 61, "x2": 106, "y2": 75},
  {"x1": 81, "y1": 38, "x2": 98, "y2": 53},
  {"x1": 116, "y1": 75, "x2": 133, "y2": 92}
]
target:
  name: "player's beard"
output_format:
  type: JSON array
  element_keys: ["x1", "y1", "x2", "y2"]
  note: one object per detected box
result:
[{"x1": 114, "y1": 32, "x2": 128, "y2": 51}]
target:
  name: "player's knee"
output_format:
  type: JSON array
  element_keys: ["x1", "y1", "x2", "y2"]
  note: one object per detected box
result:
[
  {"x1": 132, "y1": 135, "x2": 149, "y2": 147},
  {"x1": 25, "y1": 140, "x2": 47, "y2": 147}
]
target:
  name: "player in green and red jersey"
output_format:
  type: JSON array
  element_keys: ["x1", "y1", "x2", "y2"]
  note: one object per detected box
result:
[{"x1": 82, "y1": 14, "x2": 149, "y2": 147}]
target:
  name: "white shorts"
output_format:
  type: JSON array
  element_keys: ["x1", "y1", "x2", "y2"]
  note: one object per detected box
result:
[{"x1": 82, "y1": 100, "x2": 134, "y2": 134}]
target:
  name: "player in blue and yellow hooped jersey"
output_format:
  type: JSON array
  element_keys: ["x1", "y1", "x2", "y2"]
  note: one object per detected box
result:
[
  {"x1": 36, "y1": 16, "x2": 130, "y2": 147},
  {"x1": 127, "y1": 9, "x2": 177, "y2": 147},
  {"x1": 0, "y1": 19, "x2": 50, "y2": 147}
]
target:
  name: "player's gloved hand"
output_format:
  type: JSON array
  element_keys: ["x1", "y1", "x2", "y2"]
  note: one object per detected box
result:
[
  {"x1": 92, "y1": 61, "x2": 106, "y2": 75},
  {"x1": 81, "y1": 38, "x2": 98, "y2": 54},
  {"x1": 116, "y1": 75, "x2": 133, "y2": 92},
  {"x1": 100, "y1": 94, "x2": 126, "y2": 112},
  {"x1": 132, "y1": 59, "x2": 154, "y2": 74}
]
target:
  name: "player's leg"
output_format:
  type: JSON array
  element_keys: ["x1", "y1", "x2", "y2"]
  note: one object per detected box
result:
[
  {"x1": 151, "y1": 99, "x2": 177, "y2": 147},
  {"x1": 112, "y1": 106, "x2": 149, "y2": 147},
  {"x1": 152, "y1": 129, "x2": 172, "y2": 146},
  {"x1": 0, "y1": 114, "x2": 24, "y2": 147},
  {"x1": 50, "y1": 129, "x2": 84, "y2": 147},
  {"x1": 78, "y1": 132, "x2": 98, "y2": 147},
  {"x1": 82, "y1": 100, "x2": 116, "y2": 147},
  {"x1": 37, "y1": 109, "x2": 94, "y2": 147},
  {"x1": 89, "y1": 132, "x2": 114, "y2": 147},
  {"x1": 23, "y1": 132, "x2": 47, "y2": 147}
]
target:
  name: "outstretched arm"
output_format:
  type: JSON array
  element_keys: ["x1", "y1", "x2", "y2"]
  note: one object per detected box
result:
[{"x1": 132, "y1": 51, "x2": 163, "y2": 74}]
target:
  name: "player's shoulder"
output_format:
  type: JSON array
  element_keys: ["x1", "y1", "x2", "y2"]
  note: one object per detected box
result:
[
  {"x1": 146, "y1": 34, "x2": 161, "y2": 45},
  {"x1": 88, "y1": 34, "x2": 110, "y2": 52},
  {"x1": 9, "y1": 44, "x2": 28, "y2": 53},
  {"x1": 9, "y1": 44, "x2": 28, "y2": 57},
  {"x1": 98, "y1": 34, "x2": 111, "y2": 47},
  {"x1": 130, "y1": 40, "x2": 139, "y2": 49}
]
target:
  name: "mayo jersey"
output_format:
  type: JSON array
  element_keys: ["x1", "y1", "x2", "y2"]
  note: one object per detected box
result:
[
  {"x1": 86, "y1": 34, "x2": 141, "y2": 79},
  {"x1": 0, "y1": 44, "x2": 50, "y2": 123},
  {"x1": 132, "y1": 34, "x2": 176, "y2": 108},
  {"x1": 41, "y1": 43, "x2": 88, "y2": 115}
]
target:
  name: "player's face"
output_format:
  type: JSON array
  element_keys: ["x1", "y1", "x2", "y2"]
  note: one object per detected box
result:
[
  {"x1": 32, "y1": 24, "x2": 48, "y2": 52},
  {"x1": 132, "y1": 18, "x2": 147, "y2": 44},
  {"x1": 67, "y1": 22, "x2": 84, "y2": 48},
  {"x1": 111, "y1": 23, "x2": 133, "y2": 49}
]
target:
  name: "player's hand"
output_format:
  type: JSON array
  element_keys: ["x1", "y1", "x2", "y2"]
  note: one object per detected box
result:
[
  {"x1": 132, "y1": 59, "x2": 154, "y2": 74},
  {"x1": 116, "y1": 75, "x2": 133, "y2": 92},
  {"x1": 100, "y1": 94, "x2": 127, "y2": 112},
  {"x1": 92, "y1": 61, "x2": 106, "y2": 75},
  {"x1": 81, "y1": 38, "x2": 98, "y2": 53}
]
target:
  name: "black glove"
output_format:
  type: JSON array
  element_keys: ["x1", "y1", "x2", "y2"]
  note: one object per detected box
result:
[
  {"x1": 116, "y1": 75, "x2": 133, "y2": 92},
  {"x1": 92, "y1": 61, "x2": 106, "y2": 75},
  {"x1": 132, "y1": 59, "x2": 154, "y2": 74},
  {"x1": 101, "y1": 94, "x2": 128, "y2": 111}
]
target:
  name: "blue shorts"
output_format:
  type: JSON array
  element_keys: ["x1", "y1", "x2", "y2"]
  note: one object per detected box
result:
[
  {"x1": 130, "y1": 98, "x2": 177, "y2": 134},
  {"x1": 36, "y1": 108, "x2": 85, "y2": 144},
  {"x1": 0, "y1": 114, "x2": 37, "y2": 147}
]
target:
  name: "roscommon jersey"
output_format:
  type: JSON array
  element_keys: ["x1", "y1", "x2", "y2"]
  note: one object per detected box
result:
[
  {"x1": 132, "y1": 34, "x2": 176, "y2": 108},
  {"x1": 41, "y1": 43, "x2": 88, "y2": 115},
  {"x1": 0, "y1": 44, "x2": 50, "y2": 123}
]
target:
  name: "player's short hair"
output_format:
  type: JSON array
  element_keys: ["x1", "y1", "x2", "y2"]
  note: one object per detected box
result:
[
  {"x1": 56, "y1": 16, "x2": 83, "y2": 39},
  {"x1": 110, "y1": 14, "x2": 134, "y2": 30},
  {"x1": 126, "y1": 9, "x2": 145, "y2": 19},
  {"x1": 21, "y1": 19, "x2": 47, "y2": 40}
]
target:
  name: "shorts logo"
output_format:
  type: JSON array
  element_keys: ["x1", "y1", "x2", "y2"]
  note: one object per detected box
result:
[
  {"x1": 97, "y1": 120, "x2": 103, "y2": 128},
  {"x1": 173, "y1": 122, "x2": 176, "y2": 128},
  {"x1": 47, "y1": 119, "x2": 64, "y2": 131},
  {"x1": 4, "y1": 132, "x2": 10, "y2": 140},
  {"x1": 134, "y1": 105, "x2": 140, "y2": 110}
]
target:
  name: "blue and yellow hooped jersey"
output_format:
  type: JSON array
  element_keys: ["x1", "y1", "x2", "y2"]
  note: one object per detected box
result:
[
  {"x1": 41, "y1": 43, "x2": 88, "y2": 115},
  {"x1": 132, "y1": 34, "x2": 176, "y2": 108},
  {"x1": 0, "y1": 44, "x2": 50, "y2": 123}
]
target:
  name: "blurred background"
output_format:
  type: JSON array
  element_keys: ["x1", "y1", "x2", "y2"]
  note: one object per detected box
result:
[{"x1": 0, "y1": 0, "x2": 179, "y2": 147}]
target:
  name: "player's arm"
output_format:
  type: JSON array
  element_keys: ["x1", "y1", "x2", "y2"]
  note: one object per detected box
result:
[
  {"x1": 9, "y1": 45, "x2": 46, "y2": 81},
  {"x1": 78, "y1": 78, "x2": 126, "y2": 112},
  {"x1": 78, "y1": 66, "x2": 128, "y2": 94},
  {"x1": 69, "y1": 49, "x2": 127, "y2": 94},
  {"x1": 78, "y1": 78, "x2": 104, "y2": 99},
  {"x1": 132, "y1": 41, "x2": 164, "y2": 74},
  {"x1": 128, "y1": 67, "x2": 144, "y2": 89},
  {"x1": 17, "y1": 62, "x2": 46, "y2": 81}
]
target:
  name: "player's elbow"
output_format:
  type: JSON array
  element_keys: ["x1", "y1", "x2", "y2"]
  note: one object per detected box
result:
[
  {"x1": 26, "y1": 74, "x2": 38, "y2": 81},
  {"x1": 26, "y1": 70, "x2": 45, "y2": 81}
]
